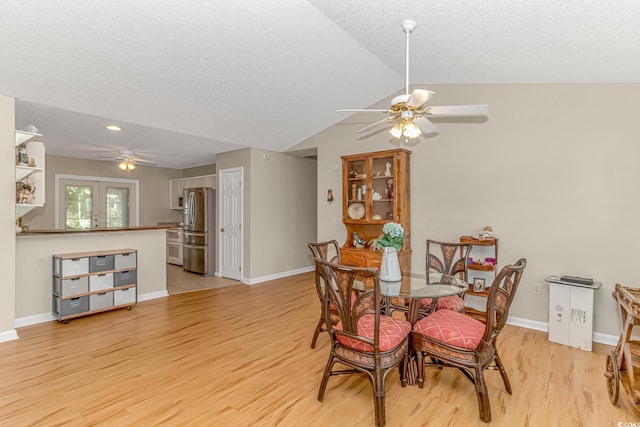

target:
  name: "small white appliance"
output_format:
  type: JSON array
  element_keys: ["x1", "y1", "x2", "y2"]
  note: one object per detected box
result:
[{"x1": 166, "y1": 228, "x2": 183, "y2": 266}]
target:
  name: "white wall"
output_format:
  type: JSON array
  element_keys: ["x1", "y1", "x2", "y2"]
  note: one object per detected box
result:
[{"x1": 290, "y1": 83, "x2": 640, "y2": 337}]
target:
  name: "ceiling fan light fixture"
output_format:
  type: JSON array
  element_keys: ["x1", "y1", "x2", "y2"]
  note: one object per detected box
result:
[
  {"x1": 389, "y1": 122, "x2": 403, "y2": 138},
  {"x1": 119, "y1": 161, "x2": 135, "y2": 171},
  {"x1": 403, "y1": 121, "x2": 422, "y2": 138}
]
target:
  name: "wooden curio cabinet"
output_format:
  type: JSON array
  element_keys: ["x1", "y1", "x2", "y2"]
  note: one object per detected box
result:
[{"x1": 340, "y1": 149, "x2": 411, "y2": 273}]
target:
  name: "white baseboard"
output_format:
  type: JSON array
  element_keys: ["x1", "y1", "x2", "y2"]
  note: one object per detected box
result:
[
  {"x1": 10, "y1": 290, "x2": 169, "y2": 330},
  {"x1": 0, "y1": 329, "x2": 19, "y2": 343},
  {"x1": 15, "y1": 312, "x2": 56, "y2": 329},
  {"x1": 138, "y1": 290, "x2": 169, "y2": 301},
  {"x1": 243, "y1": 266, "x2": 314, "y2": 285},
  {"x1": 506, "y1": 315, "x2": 548, "y2": 332},
  {"x1": 507, "y1": 315, "x2": 618, "y2": 347}
]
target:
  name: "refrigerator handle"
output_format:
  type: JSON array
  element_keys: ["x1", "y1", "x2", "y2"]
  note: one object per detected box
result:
[
  {"x1": 188, "y1": 192, "x2": 194, "y2": 225},
  {"x1": 184, "y1": 192, "x2": 190, "y2": 226}
]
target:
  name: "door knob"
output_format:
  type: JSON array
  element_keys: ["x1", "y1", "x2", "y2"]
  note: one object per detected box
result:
[{"x1": 220, "y1": 228, "x2": 225, "y2": 232}]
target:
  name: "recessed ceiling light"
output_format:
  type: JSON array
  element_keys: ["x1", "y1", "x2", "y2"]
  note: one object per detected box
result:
[{"x1": 106, "y1": 125, "x2": 122, "y2": 131}]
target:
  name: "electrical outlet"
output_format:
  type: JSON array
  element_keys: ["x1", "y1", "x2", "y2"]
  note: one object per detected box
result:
[{"x1": 533, "y1": 283, "x2": 541, "y2": 295}]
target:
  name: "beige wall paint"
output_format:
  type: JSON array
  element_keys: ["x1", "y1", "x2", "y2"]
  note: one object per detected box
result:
[
  {"x1": 249, "y1": 149, "x2": 316, "y2": 278},
  {"x1": 0, "y1": 95, "x2": 16, "y2": 338},
  {"x1": 216, "y1": 148, "x2": 317, "y2": 281},
  {"x1": 15, "y1": 230, "x2": 167, "y2": 320},
  {"x1": 21, "y1": 155, "x2": 183, "y2": 230},
  {"x1": 182, "y1": 164, "x2": 216, "y2": 178},
  {"x1": 290, "y1": 83, "x2": 640, "y2": 337}
]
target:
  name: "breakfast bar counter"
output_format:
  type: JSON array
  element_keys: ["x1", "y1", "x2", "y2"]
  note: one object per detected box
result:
[{"x1": 15, "y1": 227, "x2": 168, "y2": 325}]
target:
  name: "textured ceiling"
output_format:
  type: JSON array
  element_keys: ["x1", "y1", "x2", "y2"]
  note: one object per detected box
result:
[{"x1": 1, "y1": 1, "x2": 639, "y2": 168}]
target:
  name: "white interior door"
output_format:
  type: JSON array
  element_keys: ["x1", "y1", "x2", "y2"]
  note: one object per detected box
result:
[{"x1": 219, "y1": 168, "x2": 242, "y2": 280}]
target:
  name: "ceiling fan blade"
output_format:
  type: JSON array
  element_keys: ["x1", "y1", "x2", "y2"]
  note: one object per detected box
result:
[
  {"x1": 414, "y1": 116, "x2": 439, "y2": 135},
  {"x1": 133, "y1": 158, "x2": 157, "y2": 165},
  {"x1": 406, "y1": 89, "x2": 435, "y2": 108},
  {"x1": 337, "y1": 109, "x2": 391, "y2": 113},
  {"x1": 426, "y1": 104, "x2": 489, "y2": 118},
  {"x1": 356, "y1": 116, "x2": 398, "y2": 134}
]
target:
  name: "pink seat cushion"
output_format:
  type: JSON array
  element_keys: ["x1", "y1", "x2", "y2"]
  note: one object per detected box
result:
[
  {"x1": 420, "y1": 295, "x2": 465, "y2": 312},
  {"x1": 413, "y1": 309, "x2": 486, "y2": 350},
  {"x1": 336, "y1": 313, "x2": 411, "y2": 352}
]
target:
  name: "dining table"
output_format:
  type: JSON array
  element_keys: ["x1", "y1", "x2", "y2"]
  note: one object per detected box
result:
[
  {"x1": 378, "y1": 272, "x2": 468, "y2": 385},
  {"x1": 379, "y1": 272, "x2": 468, "y2": 325}
]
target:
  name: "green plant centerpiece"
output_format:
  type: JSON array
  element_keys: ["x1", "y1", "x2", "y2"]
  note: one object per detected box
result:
[{"x1": 375, "y1": 222, "x2": 404, "y2": 251}]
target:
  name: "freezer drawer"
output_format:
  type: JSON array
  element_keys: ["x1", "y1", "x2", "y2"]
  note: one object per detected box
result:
[
  {"x1": 183, "y1": 243, "x2": 208, "y2": 275},
  {"x1": 183, "y1": 231, "x2": 207, "y2": 246}
]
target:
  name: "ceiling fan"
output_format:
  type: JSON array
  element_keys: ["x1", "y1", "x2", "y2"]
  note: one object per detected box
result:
[
  {"x1": 338, "y1": 20, "x2": 489, "y2": 140},
  {"x1": 99, "y1": 150, "x2": 157, "y2": 170}
]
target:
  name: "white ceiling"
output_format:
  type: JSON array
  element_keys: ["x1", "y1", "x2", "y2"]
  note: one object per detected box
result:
[{"x1": 1, "y1": 1, "x2": 639, "y2": 169}]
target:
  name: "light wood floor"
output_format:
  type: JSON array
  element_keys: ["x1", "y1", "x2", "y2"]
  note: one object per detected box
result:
[
  {"x1": 0, "y1": 271, "x2": 637, "y2": 426},
  {"x1": 166, "y1": 264, "x2": 240, "y2": 294}
]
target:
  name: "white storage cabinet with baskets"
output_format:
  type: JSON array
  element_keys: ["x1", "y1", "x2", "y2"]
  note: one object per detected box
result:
[{"x1": 52, "y1": 249, "x2": 137, "y2": 323}]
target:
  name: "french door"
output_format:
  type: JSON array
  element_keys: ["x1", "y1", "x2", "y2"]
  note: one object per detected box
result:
[{"x1": 58, "y1": 178, "x2": 136, "y2": 229}]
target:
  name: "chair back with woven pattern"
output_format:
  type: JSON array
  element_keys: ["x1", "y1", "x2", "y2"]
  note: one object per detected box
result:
[
  {"x1": 307, "y1": 241, "x2": 343, "y2": 348},
  {"x1": 481, "y1": 258, "x2": 527, "y2": 346},
  {"x1": 314, "y1": 258, "x2": 381, "y2": 352},
  {"x1": 308, "y1": 240, "x2": 341, "y2": 265},
  {"x1": 426, "y1": 240, "x2": 472, "y2": 281}
]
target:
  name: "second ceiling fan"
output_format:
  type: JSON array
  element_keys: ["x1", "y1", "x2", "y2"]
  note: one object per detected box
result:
[{"x1": 338, "y1": 20, "x2": 489, "y2": 140}]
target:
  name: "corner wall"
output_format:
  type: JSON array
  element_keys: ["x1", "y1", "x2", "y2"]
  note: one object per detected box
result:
[{"x1": 0, "y1": 94, "x2": 16, "y2": 340}]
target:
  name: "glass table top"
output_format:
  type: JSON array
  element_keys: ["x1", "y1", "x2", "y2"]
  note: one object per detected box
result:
[{"x1": 379, "y1": 272, "x2": 468, "y2": 299}]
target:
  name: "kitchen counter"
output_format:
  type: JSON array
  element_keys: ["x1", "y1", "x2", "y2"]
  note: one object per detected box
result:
[{"x1": 17, "y1": 225, "x2": 177, "y2": 236}]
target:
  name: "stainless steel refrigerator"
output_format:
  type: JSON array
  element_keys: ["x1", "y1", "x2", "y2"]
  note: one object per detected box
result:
[{"x1": 182, "y1": 187, "x2": 215, "y2": 276}]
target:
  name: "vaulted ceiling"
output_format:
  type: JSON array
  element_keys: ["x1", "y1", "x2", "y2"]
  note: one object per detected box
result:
[{"x1": 1, "y1": 1, "x2": 638, "y2": 168}]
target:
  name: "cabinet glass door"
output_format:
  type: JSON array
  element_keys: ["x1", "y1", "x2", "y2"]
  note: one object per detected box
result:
[
  {"x1": 370, "y1": 154, "x2": 395, "y2": 221},
  {"x1": 345, "y1": 159, "x2": 368, "y2": 221}
]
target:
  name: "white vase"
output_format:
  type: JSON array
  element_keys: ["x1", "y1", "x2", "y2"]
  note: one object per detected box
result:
[{"x1": 380, "y1": 247, "x2": 401, "y2": 281}]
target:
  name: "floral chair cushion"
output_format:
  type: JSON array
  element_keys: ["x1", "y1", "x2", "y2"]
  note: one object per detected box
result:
[
  {"x1": 420, "y1": 295, "x2": 465, "y2": 312},
  {"x1": 413, "y1": 309, "x2": 486, "y2": 350},
  {"x1": 336, "y1": 313, "x2": 411, "y2": 352}
]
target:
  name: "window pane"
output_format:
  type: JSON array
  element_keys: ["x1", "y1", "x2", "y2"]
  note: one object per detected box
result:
[
  {"x1": 106, "y1": 187, "x2": 129, "y2": 228},
  {"x1": 65, "y1": 186, "x2": 92, "y2": 229}
]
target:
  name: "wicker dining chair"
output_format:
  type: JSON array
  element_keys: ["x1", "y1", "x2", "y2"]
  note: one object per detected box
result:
[
  {"x1": 307, "y1": 240, "x2": 342, "y2": 349},
  {"x1": 411, "y1": 258, "x2": 527, "y2": 422},
  {"x1": 421, "y1": 239, "x2": 472, "y2": 313},
  {"x1": 314, "y1": 258, "x2": 411, "y2": 427},
  {"x1": 386, "y1": 240, "x2": 471, "y2": 319}
]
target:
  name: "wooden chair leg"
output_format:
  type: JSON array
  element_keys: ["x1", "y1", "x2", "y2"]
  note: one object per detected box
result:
[
  {"x1": 310, "y1": 315, "x2": 325, "y2": 349},
  {"x1": 400, "y1": 354, "x2": 407, "y2": 387},
  {"x1": 416, "y1": 350, "x2": 424, "y2": 389},
  {"x1": 474, "y1": 367, "x2": 492, "y2": 423},
  {"x1": 494, "y1": 351, "x2": 512, "y2": 394},
  {"x1": 372, "y1": 369, "x2": 386, "y2": 427},
  {"x1": 318, "y1": 354, "x2": 335, "y2": 402}
]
